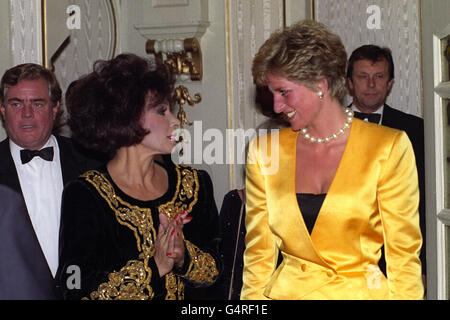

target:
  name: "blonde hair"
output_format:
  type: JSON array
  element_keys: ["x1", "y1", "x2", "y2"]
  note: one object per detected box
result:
[{"x1": 252, "y1": 20, "x2": 348, "y2": 102}]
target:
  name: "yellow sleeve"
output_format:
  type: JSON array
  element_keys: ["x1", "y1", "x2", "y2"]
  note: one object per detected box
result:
[
  {"x1": 378, "y1": 131, "x2": 424, "y2": 299},
  {"x1": 241, "y1": 138, "x2": 278, "y2": 300}
]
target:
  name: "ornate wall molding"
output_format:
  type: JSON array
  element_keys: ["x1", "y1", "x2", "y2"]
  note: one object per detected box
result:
[
  {"x1": 134, "y1": 0, "x2": 209, "y2": 40},
  {"x1": 10, "y1": 0, "x2": 42, "y2": 65},
  {"x1": 226, "y1": 0, "x2": 285, "y2": 189}
]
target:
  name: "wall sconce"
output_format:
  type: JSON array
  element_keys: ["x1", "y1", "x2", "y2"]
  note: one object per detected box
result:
[
  {"x1": 146, "y1": 38, "x2": 202, "y2": 81},
  {"x1": 146, "y1": 38, "x2": 203, "y2": 129}
]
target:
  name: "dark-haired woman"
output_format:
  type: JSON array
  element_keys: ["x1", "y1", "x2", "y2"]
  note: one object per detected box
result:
[{"x1": 56, "y1": 53, "x2": 220, "y2": 300}]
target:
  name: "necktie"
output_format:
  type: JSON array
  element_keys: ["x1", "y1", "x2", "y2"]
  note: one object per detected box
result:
[
  {"x1": 354, "y1": 111, "x2": 381, "y2": 124},
  {"x1": 20, "y1": 147, "x2": 54, "y2": 164}
]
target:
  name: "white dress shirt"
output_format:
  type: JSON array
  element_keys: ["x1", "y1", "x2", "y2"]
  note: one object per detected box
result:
[
  {"x1": 10, "y1": 135, "x2": 64, "y2": 277},
  {"x1": 350, "y1": 103, "x2": 384, "y2": 124}
]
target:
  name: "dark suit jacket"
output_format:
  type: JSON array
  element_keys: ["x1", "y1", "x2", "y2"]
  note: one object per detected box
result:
[
  {"x1": 0, "y1": 185, "x2": 58, "y2": 299},
  {"x1": 0, "y1": 136, "x2": 105, "y2": 299}
]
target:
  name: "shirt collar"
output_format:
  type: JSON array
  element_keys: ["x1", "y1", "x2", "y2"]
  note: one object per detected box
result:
[
  {"x1": 350, "y1": 103, "x2": 384, "y2": 115},
  {"x1": 10, "y1": 135, "x2": 57, "y2": 166}
]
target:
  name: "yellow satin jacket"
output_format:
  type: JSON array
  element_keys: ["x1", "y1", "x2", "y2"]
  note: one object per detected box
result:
[{"x1": 241, "y1": 119, "x2": 423, "y2": 300}]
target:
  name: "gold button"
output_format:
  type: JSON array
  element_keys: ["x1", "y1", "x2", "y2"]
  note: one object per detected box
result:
[
  {"x1": 301, "y1": 264, "x2": 307, "y2": 272},
  {"x1": 326, "y1": 270, "x2": 334, "y2": 277}
]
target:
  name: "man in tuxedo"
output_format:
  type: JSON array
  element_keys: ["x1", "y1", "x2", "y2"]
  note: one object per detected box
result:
[
  {"x1": 347, "y1": 45, "x2": 426, "y2": 278},
  {"x1": 0, "y1": 63, "x2": 104, "y2": 299}
]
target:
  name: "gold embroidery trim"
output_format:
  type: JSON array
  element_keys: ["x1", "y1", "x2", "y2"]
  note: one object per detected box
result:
[
  {"x1": 182, "y1": 240, "x2": 219, "y2": 284},
  {"x1": 158, "y1": 167, "x2": 199, "y2": 222},
  {"x1": 80, "y1": 165, "x2": 205, "y2": 300},
  {"x1": 87, "y1": 260, "x2": 154, "y2": 300},
  {"x1": 158, "y1": 165, "x2": 200, "y2": 299}
]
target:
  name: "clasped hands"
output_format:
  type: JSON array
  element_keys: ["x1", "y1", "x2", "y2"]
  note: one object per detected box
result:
[{"x1": 155, "y1": 210, "x2": 192, "y2": 277}]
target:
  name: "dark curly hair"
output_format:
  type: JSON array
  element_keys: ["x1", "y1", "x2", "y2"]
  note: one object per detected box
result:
[{"x1": 66, "y1": 53, "x2": 175, "y2": 156}]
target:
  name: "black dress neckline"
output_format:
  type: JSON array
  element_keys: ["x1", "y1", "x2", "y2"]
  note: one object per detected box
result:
[{"x1": 296, "y1": 193, "x2": 326, "y2": 234}]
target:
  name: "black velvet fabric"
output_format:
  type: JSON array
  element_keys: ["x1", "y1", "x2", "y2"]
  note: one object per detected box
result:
[{"x1": 56, "y1": 156, "x2": 221, "y2": 300}]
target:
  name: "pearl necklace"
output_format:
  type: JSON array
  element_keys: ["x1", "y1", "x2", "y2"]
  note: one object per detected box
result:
[{"x1": 300, "y1": 108, "x2": 354, "y2": 143}]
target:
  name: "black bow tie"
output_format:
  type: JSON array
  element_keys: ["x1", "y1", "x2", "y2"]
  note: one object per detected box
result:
[
  {"x1": 20, "y1": 147, "x2": 54, "y2": 164},
  {"x1": 354, "y1": 111, "x2": 381, "y2": 124}
]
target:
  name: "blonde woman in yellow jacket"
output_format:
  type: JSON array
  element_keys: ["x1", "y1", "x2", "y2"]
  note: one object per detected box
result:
[{"x1": 241, "y1": 20, "x2": 423, "y2": 300}]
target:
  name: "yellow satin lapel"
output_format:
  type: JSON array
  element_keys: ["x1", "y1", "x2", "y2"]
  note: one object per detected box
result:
[
  {"x1": 309, "y1": 120, "x2": 385, "y2": 269},
  {"x1": 309, "y1": 121, "x2": 357, "y2": 242},
  {"x1": 270, "y1": 128, "x2": 330, "y2": 267}
]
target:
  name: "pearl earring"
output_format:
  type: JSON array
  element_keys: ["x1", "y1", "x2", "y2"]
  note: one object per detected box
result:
[{"x1": 318, "y1": 91, "x2": 324, "y2": 99}]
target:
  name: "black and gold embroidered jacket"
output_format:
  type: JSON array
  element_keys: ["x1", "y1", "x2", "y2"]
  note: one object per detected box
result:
[{"x1": 56, "y1": 157, "x2": 220, "y2": 300}]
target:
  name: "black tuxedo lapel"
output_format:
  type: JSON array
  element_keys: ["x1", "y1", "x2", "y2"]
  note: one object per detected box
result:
[
  {"x1": 381, "y1": 104, "x2": 408, "y2": 129},
  {"x1": 0, "y1": 138, "x2": 22, "y2": 193},
  {"x1": 0, "y1": 138, "x2": 58, "y2": 294},
  {"x1": 0, "y1": 136, "x2": 100, "y2": 191}
]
